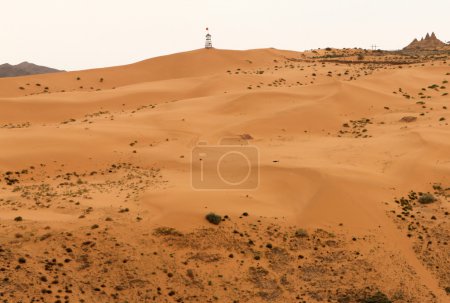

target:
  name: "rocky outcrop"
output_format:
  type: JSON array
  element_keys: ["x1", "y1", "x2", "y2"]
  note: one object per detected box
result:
[{"x1": 404, "y1": 32, "x2": 448, "y2": 50}]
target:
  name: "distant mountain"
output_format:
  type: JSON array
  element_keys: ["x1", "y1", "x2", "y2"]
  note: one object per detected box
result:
[
  {"x1": 403, "y1": 32, "x2": 448, "y2": 50},
  {"x1": 0, "y1": 62, "x2": 64, "y2": 78}
]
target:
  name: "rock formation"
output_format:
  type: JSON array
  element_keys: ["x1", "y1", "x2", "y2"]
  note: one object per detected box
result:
[{"x1": 403, "y1": 32, "x2": 448, "y2": 50}]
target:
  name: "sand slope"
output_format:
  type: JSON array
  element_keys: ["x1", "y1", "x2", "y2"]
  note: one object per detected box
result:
[{"x1": 0, "y1": 48, "x2": 449, "y2": 302}]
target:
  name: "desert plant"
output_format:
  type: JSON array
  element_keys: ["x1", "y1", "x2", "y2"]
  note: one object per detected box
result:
[
  {"x1": 432, "y1": 183, "x2": 442, "y2": 191},
  {"x1": 153, "y1": 227, "x2": 183, "y2": 236},
  {"x1": 205, "y1": 213, "x2": 222, "y2": 225},
  {"x1": 418, "y1": 193, "x2": 436, "y2": 204},
  {"x1": 295, "y1": 229, "x2": 308, "y2": 238}
]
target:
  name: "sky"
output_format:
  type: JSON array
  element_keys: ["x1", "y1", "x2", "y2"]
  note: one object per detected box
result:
[{"x1": 1, "y1": 0, "x2": 449, "y2": 71}]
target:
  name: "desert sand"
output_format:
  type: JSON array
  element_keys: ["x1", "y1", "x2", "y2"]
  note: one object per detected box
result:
[{"x1": 0, "y1": 47, "x2": 449, "y2": 303}]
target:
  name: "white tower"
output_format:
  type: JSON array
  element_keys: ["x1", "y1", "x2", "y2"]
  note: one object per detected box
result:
[{"x1": 205, "y1": 28, "x2": 213, "y2": 49}]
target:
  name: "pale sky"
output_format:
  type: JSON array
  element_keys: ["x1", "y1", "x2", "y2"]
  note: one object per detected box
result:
[{"x1": 1, "y1": 0, "x2": 449, "y2": 71}]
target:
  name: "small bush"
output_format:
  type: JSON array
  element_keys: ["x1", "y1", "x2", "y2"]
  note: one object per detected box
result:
[
  {"x1": 153, "y1": 227, "x2": 183, "y2": 237},
  {"x1": 39, "y1": 233, "x2": 52, "y2": 241},
  {"x1": 14, "y1": 216, "x2": 23, "y2": 222},
  {"x1": 205, "y1": 213, "x2": 222, "y2": 225},
  {"x1": 432, "y1": 183, "x2": 442, "y2": 191},
  {"x1": 400, "y1": 116, "x2": 417, "y2": 123},
  {"x1": 418, "y1": 193, "x2": 436, "y2": 204},
  {"x1": 295, "y1": 229, "x2": 308, "y2": 238},
  {"x1": 361, "y1": 291, "x2": 391, "y2": 303}
]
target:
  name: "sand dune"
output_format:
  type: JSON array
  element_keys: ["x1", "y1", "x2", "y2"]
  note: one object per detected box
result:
[{"x1": 0, "y1": 48, "x2": 449, "y2": 302}]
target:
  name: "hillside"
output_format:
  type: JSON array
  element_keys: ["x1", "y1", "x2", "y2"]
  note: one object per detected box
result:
[
  {"x1": 0, "y1": 48, "x2": 449, "y2": 303},
  {"x1": 0, "y1": 61, "x2": 63, "y2": 78}
]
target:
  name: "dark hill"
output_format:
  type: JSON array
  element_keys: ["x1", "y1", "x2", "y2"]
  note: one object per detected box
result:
[{"x1": 0, "y1": 62, "x2": 64, "y2": 78}]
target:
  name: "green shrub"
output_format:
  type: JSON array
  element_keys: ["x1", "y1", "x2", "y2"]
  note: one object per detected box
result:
[{"x1": 205, "y1": 213, "x2": 222, "y2": 225}]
